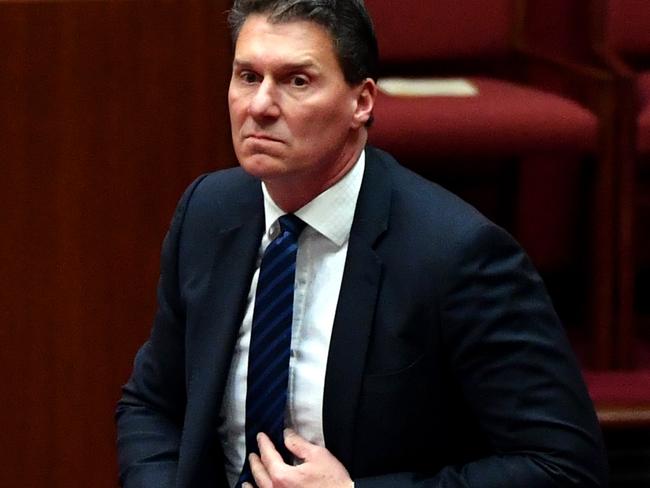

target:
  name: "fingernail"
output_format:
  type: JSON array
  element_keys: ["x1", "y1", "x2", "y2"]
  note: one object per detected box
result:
[{"x1": 284, "y1": 427, "x2": 295, "y2": 437}]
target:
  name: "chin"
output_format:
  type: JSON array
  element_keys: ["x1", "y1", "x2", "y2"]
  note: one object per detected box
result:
[{"x1": 238, "y1": 152, "x2": 288, "y2": 181}]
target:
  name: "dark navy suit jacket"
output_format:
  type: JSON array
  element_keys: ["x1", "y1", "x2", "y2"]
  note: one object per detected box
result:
[{"x1": 116, "y1": 146, "x2": 608, "y2": 487}]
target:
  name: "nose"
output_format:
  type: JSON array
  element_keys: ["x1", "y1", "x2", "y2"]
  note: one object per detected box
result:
[{"x1": 248, "y1": 79, "x2": 280, "y2": 119}]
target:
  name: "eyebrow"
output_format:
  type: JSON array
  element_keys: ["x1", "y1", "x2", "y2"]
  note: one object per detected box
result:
[{"x1": 232, "y1": 58, "x2": 320, "y2": 72}]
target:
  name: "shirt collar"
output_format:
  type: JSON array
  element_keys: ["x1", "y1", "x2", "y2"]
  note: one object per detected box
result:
[{"x1": 262, "y1": 150, "x2": 365, "y2": 247}]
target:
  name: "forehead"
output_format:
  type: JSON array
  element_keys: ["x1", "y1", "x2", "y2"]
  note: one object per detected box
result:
[{"x1": 234, "y1": 14, "x2": 339, "y2": 68}]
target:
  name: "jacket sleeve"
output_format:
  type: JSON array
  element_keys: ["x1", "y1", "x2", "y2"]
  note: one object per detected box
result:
[
  {"x1": 355, "y1": 223, "x2": 608, "y2": 488},
  {"x1": 115, "y1": 176, "x2": 206, "y2": 488}
]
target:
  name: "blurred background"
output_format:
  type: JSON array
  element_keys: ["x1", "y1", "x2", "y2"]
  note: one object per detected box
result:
[{"x1": 0, "y1": 0, "x2": 648, "y2": 486}]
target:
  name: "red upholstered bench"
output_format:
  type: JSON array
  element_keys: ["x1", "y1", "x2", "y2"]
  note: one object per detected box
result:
[
  {"x1": 585, "y1": 369, "x2": 650, "y2": 427},
  {"x1": 583, "y1": 341, "x2": 650, "y2": 427}
]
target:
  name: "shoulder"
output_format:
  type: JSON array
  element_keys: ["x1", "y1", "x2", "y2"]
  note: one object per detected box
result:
[
  {"x1": 365, "y1": 145, "x2": 502, "y2": 245},
  {"x1": 164, "y1": 166, "x2": 262, "y2": 253},
  {"x1": 185, "y1": 166, "x2": 260, "y2": 209},
  {"x1": 178, "y1": 165, "x2": 261, "y2": 221}
]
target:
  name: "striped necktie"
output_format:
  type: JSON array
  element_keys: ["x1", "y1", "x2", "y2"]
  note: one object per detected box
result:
[{"x1": 237, "y1": 214, "x2": 306, "y2": 487}]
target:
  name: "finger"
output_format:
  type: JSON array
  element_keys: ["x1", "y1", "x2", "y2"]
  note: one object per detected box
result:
[
  {"x1": 249, "y1": 452, "x2": 272, "y2": 488},
  {"x1": 283, "y1": 428, "x2": 316, "y2": 461},
  {"x1": 257, "y1": 432, "x2": 286, "y2": 467}
]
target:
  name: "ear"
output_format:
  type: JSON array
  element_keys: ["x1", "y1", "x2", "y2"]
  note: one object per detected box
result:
[{"x1": 351, "y1": 78, "x2": 378, "y2": 129}]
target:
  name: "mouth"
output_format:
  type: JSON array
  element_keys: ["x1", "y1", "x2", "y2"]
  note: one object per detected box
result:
[{"x1": 245, "y1": 133, "x2": 283, "y2": 143}]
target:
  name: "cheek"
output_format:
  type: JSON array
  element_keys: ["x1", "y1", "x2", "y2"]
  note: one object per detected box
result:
[
  {"x1": 316, "y1": 94, "x2": 354, "y2": 126},
  {"x1": 228, "y1": 93, "x2": 246, "y2": 125},
  {"x1": 305, "y1": 105, "x2": 353, "y2": 140},
  {"x1": 228, "y1": 104, "x2": 242, "y2": 127}
]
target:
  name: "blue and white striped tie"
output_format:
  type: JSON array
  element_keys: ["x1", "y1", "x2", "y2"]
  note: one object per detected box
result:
[{"x1": 237, "y1": 214, "x2": 306, "y2": 487}]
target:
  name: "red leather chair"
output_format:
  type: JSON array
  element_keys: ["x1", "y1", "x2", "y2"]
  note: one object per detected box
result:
[
  {"x1": 368, "y1": 1, "x2": 597, "y2": 159},
  {"x1": 365, "y1": 0, "x2": 620, "y2": 369}
]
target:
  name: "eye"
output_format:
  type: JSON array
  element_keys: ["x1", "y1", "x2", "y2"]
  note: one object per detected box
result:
[
  {"x1": 239, "y1": 71, "x2": 260, "y2": 84},
  {"x1": 290, "y1": 75, "x2": 309, "y2": 88}
]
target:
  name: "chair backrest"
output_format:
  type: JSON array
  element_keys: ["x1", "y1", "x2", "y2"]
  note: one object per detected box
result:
[
  {"x1": 606, "y1": 0, "x2": 650, "y2": 58},
  {"x1": 365, "y1": 0, "x2": 515, "y2": 64}
]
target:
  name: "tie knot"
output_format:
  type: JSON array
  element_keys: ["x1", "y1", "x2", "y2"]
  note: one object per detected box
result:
[{"x1": 278, "y1": 214, "x2": 306, "y2": 237}]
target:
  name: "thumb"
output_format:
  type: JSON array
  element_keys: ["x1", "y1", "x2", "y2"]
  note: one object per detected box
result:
[{"x1": 283, "y1": 428, "x2": 315, "y2": 460}]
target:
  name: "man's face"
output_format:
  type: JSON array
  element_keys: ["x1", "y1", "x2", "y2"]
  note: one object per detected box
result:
[{"x1": 228, "y1": 15, "x2": 370, "y2": 189}]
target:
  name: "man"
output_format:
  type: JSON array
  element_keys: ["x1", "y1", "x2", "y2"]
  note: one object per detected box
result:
[{"x1": 116, "y1": 1, "x2": 608, "y2": 487}]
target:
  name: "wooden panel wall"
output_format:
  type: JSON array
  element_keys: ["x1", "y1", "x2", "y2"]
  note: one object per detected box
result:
[{"x1": 0, "y1": 1, "x2": 234, "y2": 486}]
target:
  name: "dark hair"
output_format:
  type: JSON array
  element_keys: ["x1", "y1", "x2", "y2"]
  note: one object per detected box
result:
[{"x1": 227, "y1": 0, "x2": 378, "y2": 86}]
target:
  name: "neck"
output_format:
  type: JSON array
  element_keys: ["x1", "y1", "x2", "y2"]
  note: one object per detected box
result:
[{"x1": 265, "y1": 133, "x2": 366, "y2": 213}]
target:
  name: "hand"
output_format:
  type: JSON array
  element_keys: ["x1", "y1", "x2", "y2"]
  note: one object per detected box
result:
[{"x1": 243, "y1": 429, "x2": 354, "y2": 488}]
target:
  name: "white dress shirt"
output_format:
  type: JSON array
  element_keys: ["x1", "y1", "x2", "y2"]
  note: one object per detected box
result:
[{"x1": 218, "y1": 151, "x2": 366, "y2": 487}]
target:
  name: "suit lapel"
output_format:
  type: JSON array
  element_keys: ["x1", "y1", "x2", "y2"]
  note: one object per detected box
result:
[
  {"x1": 178, "y1": 181, "x2": 265, "y2": 487},
  {"x1": 323, "y1": 147, "x2": 391, "y2": 469}
]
